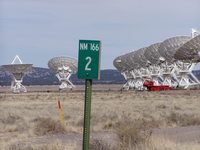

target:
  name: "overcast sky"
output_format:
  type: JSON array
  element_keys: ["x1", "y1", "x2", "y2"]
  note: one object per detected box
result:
[{"x1": 0, "y1": 0, "x2": 200, "y2": 69}]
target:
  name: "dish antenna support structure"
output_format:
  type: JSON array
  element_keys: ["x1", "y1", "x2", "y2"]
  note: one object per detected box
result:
[
  {"x1": 11, "y1": 55, "x2": 23, "y2": 64},
  {"x1": 142, "y1": 43, "x2": 163, "y2": 88},
  {"x1": 174, "y1": 32, "x2": 200, "y2": 88},
  {"x1": 158, "y1": 36, "x2": 193, "y2": 88},
  {"x1": 2, "y1": 55, "x2": 32, "y2": 93},
  {"x1": 113, "y1": 56, "x2": 135, "y2": 90},
  {"x1": 113, "y1": 30, "x2": 200, "y2": 90},
  {"x1": 56, "y1": 66, "x2": 74, "y2": 89},
  {"x1": 176, "y1": 62, "x2": 199, "y2": 88},
  {"x1": 48, "y1": 56, "x2": 78, "y2": 90}
]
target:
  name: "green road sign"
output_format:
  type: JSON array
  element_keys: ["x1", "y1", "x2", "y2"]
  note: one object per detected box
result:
[{"x1": 78, "y1": 40, "x2": 101, "y2": 80}]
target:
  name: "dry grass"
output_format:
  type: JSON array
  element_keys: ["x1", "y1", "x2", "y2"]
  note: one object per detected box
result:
[
  {"x1": 90, "y1": 139, "x2": 114, "y2": 150},
  {"x1": 33, "y1": 117, "x2": 67, "y2": 136},
  {"x1": 116, "y1": 119, "x2": 158, "y2": 149},
  {"x1": 166, "y1": 112, "x2": 200, "y2": 126},
  {"x1": 1, "y1": 89, "x2": 200, "y2": 149}
]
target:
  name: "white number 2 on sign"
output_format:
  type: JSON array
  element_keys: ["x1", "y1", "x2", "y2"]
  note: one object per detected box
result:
[{"x1": 85, "y1": 56, "x2": 92, "y2": 71}]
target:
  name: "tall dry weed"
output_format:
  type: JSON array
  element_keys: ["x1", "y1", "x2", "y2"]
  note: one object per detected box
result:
[
  {"x1": 0, "y1": 113, "x2": 28, "y2": 132},
  {"x1": 1, "y1": 113, "x2": 21, "y2": 124},
  {"x1": 115, "y1": 118, "x2": 158, "y2": 149},
  {"x1": 90, "y1": 139, "x2": 115, "y2": 150},
  {"x1": 33, "y1": 117, "x2": 67, "y2": 135}
]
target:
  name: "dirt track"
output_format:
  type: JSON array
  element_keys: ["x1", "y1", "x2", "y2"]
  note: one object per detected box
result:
[
  {"x1": 153, "y1": 125, "x2": 200, "y2": 143},
  {"x1": 8, "y1": 132, "x2": 118, "y2": 147},
  {"x1": 3, "y1": 126, "x2": 200, "y2": 147}
]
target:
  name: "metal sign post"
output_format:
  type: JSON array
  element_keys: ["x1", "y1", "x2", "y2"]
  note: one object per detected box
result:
[
  {"x1": 83, "y1": 79, "x2": 92, "y2": 150},
  {"x1": 78, "y1": 40, "x2": 101, "y2": 150}
]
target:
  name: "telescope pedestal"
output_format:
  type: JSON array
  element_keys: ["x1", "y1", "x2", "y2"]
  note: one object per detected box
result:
[
  {"x1": 56, "y1": 66, "x2": 74, "y2": 90},
  {"x1": 151, "y1": 75, "x2": 161, "y2": 86},
  {"x1": 177, "y1": 63, "x2": 200, "y2": 88},
  {"x1": 122, "y1": 72, "x2": 129, "y2": 90},
  {"x1": 161, "y1": 63, "x2": 178, "y2": 87},
  {"x1": 122, "y1": 71, "x2": 135, "y2": 90},
  {"x1": 149, "y1": 65, "x2": 163, "y2": 86},
  {"x1": 122, "y1": 79, "x2": 133, "y2": 90},
  {"x1": 179, "y1": 63, "x2": 200, "y2": 89},
  {"x1": 10, "y1": 72, "x2": 27, "y2": 93},
  {"x1": 134, "y1": 69, "x2": 145, "y2": 90},
  {"x1": 11, "y1": 78, "x2": 27, "y2": 93},
  {"x1": 162, "y1": 74, "x2": 178, "y2": 87},
  {"x1": 129, "y1": 70, "x2": 136, "y2": 89}
]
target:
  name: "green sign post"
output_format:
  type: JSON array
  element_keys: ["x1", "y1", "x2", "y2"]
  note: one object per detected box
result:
[{"x1": 78, "y1": 40, "x2": 101, "y2": 150}]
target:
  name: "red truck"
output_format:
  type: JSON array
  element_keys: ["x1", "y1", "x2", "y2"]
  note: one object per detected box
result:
[{"x1": 143, "y1": 80, "x2": 173, "y2": 91}]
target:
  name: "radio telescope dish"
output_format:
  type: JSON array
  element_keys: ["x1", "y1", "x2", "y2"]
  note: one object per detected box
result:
[
  {"x1": 133, "y1": 47, "x2": 148, "y2": 68},
  {"x1": 114, "y1": 54, "x2": 132, "y2": 72},
  {"x1": 48, "y1": 56, "x2": 77, "y2": 89},
  {"x1": 116, "y1": 50, "x2": 143, "y2": 71},
  {"x1": 158, "y1": 36, "x2": 191, "y2": 63},
  {"x1": 113, "y1": 56, "x2": 126, "y2": 72},
  {"x1": 48, "y1": 56, "x2": 77, "y2": 74},
  {"x1": 1, "y1": 55, "x2": 32, "y2": 93},
  {"x1": 123, "y1": 53, "x2": 133, "y2": 70},
  {"x1": 144, "y1": 43, "x2": 161, "y2": 65},
  {"x1": 125, "y1": 51, "x2": 141, "y2": 70},
  {"x1": 174, "y1": 34, "x2": 200, "y2": 62}
]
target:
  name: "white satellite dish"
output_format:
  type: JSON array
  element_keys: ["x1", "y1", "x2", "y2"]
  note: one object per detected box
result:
[
  {"x1": 174, "y1": 34, "x2": 200, "y2": 62},
  {"x1": 174, "y1": 34, "x2": 200, "y2": 88},
  {"x1": 2, "y1": 55, "x2": 32, "y2": 93},
  {"x1": 48, "y1": 56, "x2": 78, "y2": 90},
  {"x1": 114, "y1": 29, "x2": 200, "y2": 90}
]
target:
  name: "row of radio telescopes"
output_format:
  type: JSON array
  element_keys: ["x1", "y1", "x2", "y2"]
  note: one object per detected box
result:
[
  {"x1": 1, "y1": 29, "x2": 200, "y2": 93},
  {"x1": 113, "y1": 29, "x2": 200, "y2": 90}
]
